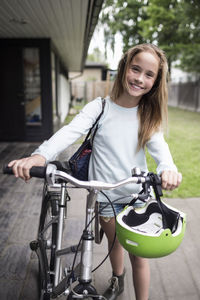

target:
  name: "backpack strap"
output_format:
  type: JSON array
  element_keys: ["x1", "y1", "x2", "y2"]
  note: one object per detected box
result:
[{"x1": 84, "y1": 98, "x2": 106, "y2": 142}]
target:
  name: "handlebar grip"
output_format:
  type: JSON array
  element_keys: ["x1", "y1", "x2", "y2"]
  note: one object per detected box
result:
[
  {"x1": 156, "y1": 175, "x2": 162, "y2": 184},
  {"x1": 3, "y1": 165, "x2": 46, "y2": 179},
  {"x1": 30, "y1": 166, "x2": 46, "y2": 179},
  {"x1": 3, "y1": 166, "x2": 14, "y2": 175}
]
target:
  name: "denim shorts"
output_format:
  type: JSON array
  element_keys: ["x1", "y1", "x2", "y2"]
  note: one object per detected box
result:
[{"x1": 98, "y1": 201, "x2": 145, "y2": 218}]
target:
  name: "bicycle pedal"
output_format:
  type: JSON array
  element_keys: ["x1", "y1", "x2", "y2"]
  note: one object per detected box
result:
[{"x1": 29, "y1": 240, "x2": 39, "y2": 251}]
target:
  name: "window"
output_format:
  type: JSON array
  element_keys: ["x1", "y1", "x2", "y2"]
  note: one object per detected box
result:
[{"x1": 23, "y1": 48, "x2": 42, "y2": 125}]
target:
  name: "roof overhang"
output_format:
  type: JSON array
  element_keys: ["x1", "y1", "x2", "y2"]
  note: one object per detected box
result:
[{"x1": 0, "y1": 0, "x2": 104, "y2": 72}]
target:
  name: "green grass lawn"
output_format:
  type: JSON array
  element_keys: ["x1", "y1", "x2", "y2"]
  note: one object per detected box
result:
[{"x1": 146, "y1": 106, "x2": 200, "y2": 198}]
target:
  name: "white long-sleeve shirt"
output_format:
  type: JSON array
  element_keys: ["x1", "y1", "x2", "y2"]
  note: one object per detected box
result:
[{"x1": 32, "y1": 96, "x2": 177, "y2": 203}]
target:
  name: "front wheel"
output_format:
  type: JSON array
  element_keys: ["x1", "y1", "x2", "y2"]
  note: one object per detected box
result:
[
  {"x1": 38, "y1": 186, "x2": 59, "y2": 298},
  {"x1": 67, "y1": 283, "x2": 98, "y2": 299}
]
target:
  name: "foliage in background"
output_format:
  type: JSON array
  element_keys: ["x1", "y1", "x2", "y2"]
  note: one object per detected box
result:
[
  {"x1": 101, "y1": 0, "x2": 147, "y2": 52},
  {"x1": 101, "y1": 0, "x2": 200, "y2": 75},
  {"x1": 178, "y1": 0, "x2": 200, "y2": 74},
  {"x1": 87, "y1": 47, "x2": 107, "y2": 64},
  {"x1": 146, "y1": 106, "x2": 200, "y2": 198}
]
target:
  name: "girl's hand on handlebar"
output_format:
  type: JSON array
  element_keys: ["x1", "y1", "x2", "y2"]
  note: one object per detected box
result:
[
  {"x1": 8, "y1": 154, "x2": 46, "y2": 181},
  {"x1": 161, "y1": 170, "x2": 182, "y2": 191}
]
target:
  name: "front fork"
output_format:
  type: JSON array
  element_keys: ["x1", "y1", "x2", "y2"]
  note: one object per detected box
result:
[
  {"x1": 54, "y1": 183, "x2": 67, "y2": 286},
  {"x1": 79, "y1": 189, "x2": 98, "y2": 283}
]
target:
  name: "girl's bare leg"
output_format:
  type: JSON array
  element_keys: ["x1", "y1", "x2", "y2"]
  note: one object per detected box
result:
[
  {"x1": 100, "y1": 217, "x2": 150, "y2": 300},
  {"x1": 100, "y1": 217, "x2": 124, "y2": 276},
  {"x1": 129, "y1": 253, "x2": 150, "y2": 300}
]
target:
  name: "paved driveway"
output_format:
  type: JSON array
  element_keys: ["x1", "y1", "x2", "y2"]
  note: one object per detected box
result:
[{"x1": 0, "y1": 142, "x2": 200, "y2": 300}]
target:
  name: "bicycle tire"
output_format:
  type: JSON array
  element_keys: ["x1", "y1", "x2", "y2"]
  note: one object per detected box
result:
[
  {"x1": 38, "y1": 187, "x2": 59, "y2": 298},
  {"x1": 67, "y1": 283, "x2": 98, "y2": 299}
]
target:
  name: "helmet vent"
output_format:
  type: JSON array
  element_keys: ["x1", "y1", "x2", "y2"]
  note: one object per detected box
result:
[
  {"x1": 122, "y1": 202, "x2": 161, "y2": 227},
  {"x1": 122, "y1": 202, "x2": 180, "y2": 234},
  {"x1": 126, "y1": 240, "x2": 138, "y2": 247}
]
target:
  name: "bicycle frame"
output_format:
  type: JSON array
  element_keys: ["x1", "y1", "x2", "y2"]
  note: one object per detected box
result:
[
  {"x1": 79, "y1": 189, "x2": 98, "y2": 283},
  {"x1": 54, "y1": 183, "x2": 67, "y2": 287},
  {"x1": 35, "y1": 181, "x2": 101, "y2": 298},
  {"x1": 33, "y1": 164, "x2": 149, "y2": 296}
]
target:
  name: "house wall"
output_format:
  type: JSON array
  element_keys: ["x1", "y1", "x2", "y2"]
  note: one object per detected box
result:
[
  {"x1": 58, "y1": 74, "x2": 70, "y2": 122},
  {"x1": 52, "y1": 51, "x2": 71, "y2": 132}
]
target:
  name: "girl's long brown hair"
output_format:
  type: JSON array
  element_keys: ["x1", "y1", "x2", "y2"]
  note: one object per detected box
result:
[{"x1": 111, "y1": 44, "x2": 169, "y2": 149}]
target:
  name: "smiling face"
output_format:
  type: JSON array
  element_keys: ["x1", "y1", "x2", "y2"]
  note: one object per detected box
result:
[{"x1": 124, "y1": 51, "x2": 160, "y2": 102}]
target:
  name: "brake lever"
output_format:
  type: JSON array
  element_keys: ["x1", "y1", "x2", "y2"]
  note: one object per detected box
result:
[{"x1": 148, "y1": 173, "x2": 163, "y2": 197}]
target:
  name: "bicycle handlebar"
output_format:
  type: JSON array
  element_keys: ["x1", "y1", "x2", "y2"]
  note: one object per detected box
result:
[
  {"x1": 3, "y1": 163, "x2": 161, "y2": 192},
  {"x1": 55, "y1": 170, "x2": 146, "y2": 190},
  {"x1": 3, "y1": 165, "x2": 47, "y2": 179}
]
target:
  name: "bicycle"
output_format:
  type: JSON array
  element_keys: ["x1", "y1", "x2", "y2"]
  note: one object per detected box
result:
[{"x1": 3, "y1": 163, "x2": 179, "y2": 300}]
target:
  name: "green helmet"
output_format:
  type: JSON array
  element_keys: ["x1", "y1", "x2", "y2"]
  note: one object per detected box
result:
[{"x1": 116, "y1": 199, "x2": 186, "y2": 258}]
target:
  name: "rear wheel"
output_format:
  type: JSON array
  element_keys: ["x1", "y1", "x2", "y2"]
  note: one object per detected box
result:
[{"x1": 38, "y1": 186, "x2": 59, "y2": 298}]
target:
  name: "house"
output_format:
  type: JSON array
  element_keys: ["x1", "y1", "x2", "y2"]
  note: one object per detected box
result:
[
  {"x1": 71, "y1": 61, "x2": 108, "y2": 82},
  {"x1": 0, "y1": 0, "x2": 104, "y2": 142},
  {"x1": 70, "y1": 61, "x2": 107, "y2": 102},
  {"x1": 70, "y1": 62, "x2": 117, "y2": 102}
]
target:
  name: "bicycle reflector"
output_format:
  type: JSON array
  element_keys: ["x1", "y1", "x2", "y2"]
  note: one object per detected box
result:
[{"x1": 116, "y1": 199, "x2": 186, "y2": 258}]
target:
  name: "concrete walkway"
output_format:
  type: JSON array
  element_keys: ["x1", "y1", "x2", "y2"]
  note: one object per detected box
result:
[{"x1": 0, "y1": 142, "x2": 200, "y2": 300}]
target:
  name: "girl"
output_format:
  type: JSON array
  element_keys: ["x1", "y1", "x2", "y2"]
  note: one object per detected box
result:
[{"x1": 9, "y1": 44, "x2": 182, "y2": 300}]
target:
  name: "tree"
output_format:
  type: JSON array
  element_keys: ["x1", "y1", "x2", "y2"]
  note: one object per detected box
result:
[
  {"x1": 87, "y1": 47, "x2": 106, "y2": 63},
  {"x1": 177, "y1": 0, "x2": 200, "y2": 74},
  {"x1": 101, "y1": 0, "x2": 200, "y2": 75},
  {"x1": 101, "y1": 0, "x2": 148, "y2": 54},
  {"x1": 139, "y1": 0, "x2": 185, "y2": 71}
]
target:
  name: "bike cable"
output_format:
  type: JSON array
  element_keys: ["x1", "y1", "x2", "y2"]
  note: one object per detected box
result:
[{"x1": 68, "y1": 192, "x2": 117, "y2": 280}]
